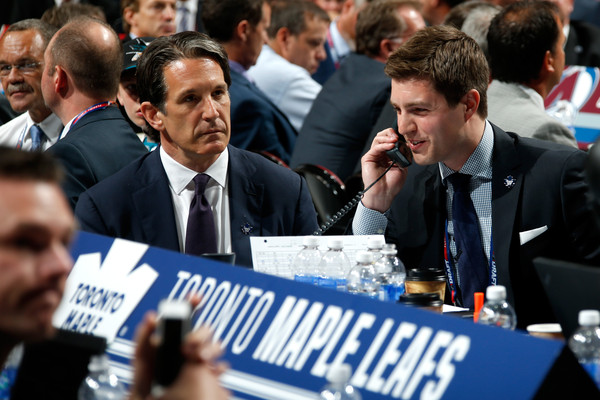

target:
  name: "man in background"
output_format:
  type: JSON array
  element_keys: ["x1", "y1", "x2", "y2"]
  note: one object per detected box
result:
[
  {"x1": 0, "y1": 19, "x2": 62, "y2": 151},
  {"x1": 202, "y1": 0, "x2": 298, "y2": 164},
  {"x1": 487, "y1": 1, "x2": 576, "y2": 148},
  {"x1": 248, "y1": 0, "x2": 329, "y2": 131},
  {"x1": 121, "y1": 0, "x2": 177, "y2": 40},
  {"x1": 42, "y1": 17, "x2": 148, "y2": 208},
  {"x1": 291, "y1": 0, "x2": 425, "y2": 182}
]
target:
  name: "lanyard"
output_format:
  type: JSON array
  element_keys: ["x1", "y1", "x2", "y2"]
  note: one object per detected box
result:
[
  {"x1": 70, "y1": 101, "x2": 114, "y2": 129},
  {"x1": 15, "y1": 124, "x2": 28, "y2": 150},
  {"x1": 326, "y1": 30, "x2": 341, "y2": 69},
  {"x1": 443, "y1": 220, "x2": 496, "y2": 306}
]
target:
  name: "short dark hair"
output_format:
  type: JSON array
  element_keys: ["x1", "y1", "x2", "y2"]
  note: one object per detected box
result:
[
  {"x1": 385, "y1": 25, "x2": 489, "y2": 118},
  {"x1": 137, "y1": 31, "x2": 231, "y2": 137},
  {"x1": 487, "y1": 0, "x2": 561, "y2": 84},
  {"x1": 267, "y1": 0, "x2": 329, "y2": 39},
  {"x1": 356, "y1": 0, "x2": 420, "y2": 58},
  {"x1": 0, "y1": 146, "x2": 63, "y2": 182},
  {"x1": 202, "y1": 0, "x2": 265, "y2": 42},
  {"x1": 41, "y1": 3, "x2": 107, "y2": 29},
  {"x1": 5, "y1": 19, "x2": 57, "y2": 47},
  {"x1": 47, "y1": 17, "x2": 122, "y2": 100}
]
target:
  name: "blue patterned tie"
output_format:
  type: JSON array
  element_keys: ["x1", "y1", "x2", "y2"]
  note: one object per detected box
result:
[
  {"x1": 185, "y1": 174, "x2": 218, "y2": 255},
  {"x1": 29, "y1": 124, "x2": 45, "y2": 151},
  {"x1": 448, "y1": 173, "x2": 489, "y2": 308}
]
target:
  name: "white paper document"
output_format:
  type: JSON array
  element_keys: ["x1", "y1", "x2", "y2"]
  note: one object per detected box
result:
[{"x1": 250, "y1": 235, "x2": 385, "y2": 279}]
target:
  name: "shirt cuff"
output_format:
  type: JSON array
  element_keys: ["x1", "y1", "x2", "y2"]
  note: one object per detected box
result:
[{"x1": 352, "y1": 201, "x2": 389, "y2": 235}]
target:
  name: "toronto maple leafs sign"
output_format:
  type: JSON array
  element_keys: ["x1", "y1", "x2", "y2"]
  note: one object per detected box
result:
[{"x1": 53, "y1": 231, "x2": 568, "y2": 400}]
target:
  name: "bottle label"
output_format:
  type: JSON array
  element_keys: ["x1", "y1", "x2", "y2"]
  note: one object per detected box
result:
[
  {"x1": 294, "y1": 275, "x2": 316, "y2": 285},
  {"x1": 318, "y1": 277, "x2": 346, "y2": 291},
  {"x1": 581, "y1": 361, "x2": 600, "y2": 388}
]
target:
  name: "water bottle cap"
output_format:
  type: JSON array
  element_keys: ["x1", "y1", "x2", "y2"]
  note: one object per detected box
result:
[
  {"x1": 367, "y1": 237, "x2": 385, "y2": 249},
  {"x1": 355, "y1": 251, "x2": 374, "y2": 263},
  {"x1": 578, "y1": 309, "x2": 600, "y2": 326},
  {"x1": 485, "y1": 285, "x2": 506, "y2": 301},
  {"x1": 382, "y1": 243, "x2": 396, "y2": 251},
  {"x1": 326, "y1": 364, "x2": 352, "y2": 384},
  {"x1": 327, "y1": 238, "x2": 344, "y2": 249},
  {"x1": 302, "y1": 236, "x2": 320, "y2": 247},
  {"x1": 381, "y1": 247, "x2": 397, "y2": 256},
  {"x1": 88, "y1": 354, "x2": 110, "y2": 372}
]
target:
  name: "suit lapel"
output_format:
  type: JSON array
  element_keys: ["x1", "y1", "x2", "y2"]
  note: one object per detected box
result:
[
  {"x1": 227, "y1": 146, "x2": 263, "y2": 265},
  {"x1": 131, "y1": 150, "x2": 180, "y2": 252},
  {"x1": 490, "y1": 125, "x2": 523, "y2": 296}
]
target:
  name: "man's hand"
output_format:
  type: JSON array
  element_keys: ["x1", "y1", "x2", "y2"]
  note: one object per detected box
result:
[{"x1": 361, "y1": 128, "x2": 408, "y2": 212}]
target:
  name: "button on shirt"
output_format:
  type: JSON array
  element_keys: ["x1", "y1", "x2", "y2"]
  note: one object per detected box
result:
[
  {"x1": 353, "y1": 121, "x2": 495, "y2": 282},
  {"x1": 159, "y1": 146, "x2": 232, "y2": 254}
]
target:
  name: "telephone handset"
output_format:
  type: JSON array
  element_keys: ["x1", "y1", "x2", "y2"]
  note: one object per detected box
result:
[
  {"x1": 386, "y1": 134, "x2": 413, "y2": 168},
  {"x1": 314, "y1": 133, "x2": 412, "y2": 235}
]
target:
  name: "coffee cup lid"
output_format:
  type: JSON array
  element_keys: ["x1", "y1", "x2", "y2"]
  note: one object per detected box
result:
[
  {"x1": 406, "y1": 268, "x2": 446, "y2": 281},
  {"x1": 398, "y1": 292, "x2": 443, "y2": 306}
]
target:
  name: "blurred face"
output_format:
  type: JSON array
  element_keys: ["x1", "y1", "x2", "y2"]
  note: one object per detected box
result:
[
  {"x1": 283, "y1": 16, "x2": 328, "y2": 74},
  {"x1": 245, "y1": 2, "x2": 271, "y2": 68},
  {"x1": 392, "y1": 78, "x2": 474, "y2": 171},
  {"x1": 397, "y1": 7, "x2": 426, "y2": 43},
  {"x1": 117, "y1": 71, "x2": 145, "y2": 128},
  {"x1": 313, "y1": 0, "x2": 344, "y2": 19},
  {"x1": 0, "y1": 30, "x2": 47, "y2": 115},
  {"x1": 0, "y1": 180, "x2": 74, "y2": 343},
  {"x1": 126, "y1": 0, "x2": 176, "y2": 37},
  {"x1": 142, "y1": 57, "x2": 230, "y2": 171}
]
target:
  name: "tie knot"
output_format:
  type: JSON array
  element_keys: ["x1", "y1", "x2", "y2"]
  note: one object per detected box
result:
[
  {"x1": 29, "y1": 125, "x2": 46, "y2": 151},
  {"x1": 448, "y1": 173, "x2": 471, "y2": 192},
  {"x1": 193, "y1": 174, "x2": 211, "y2": 195}
]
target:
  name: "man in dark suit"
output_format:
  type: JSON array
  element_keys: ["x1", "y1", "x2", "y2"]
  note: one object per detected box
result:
[
  {"x1": 201, "y1": 0, "x2": 297, "y2": 164},
  {"x1": 353, "y1": 25, "x2": 600, "y2": 329},
  {"x1": 549, "y1": 0, "x2": 600, "y2": 68},
  {"x1": 74, "y1": 31, "x2": 318, "y2": 267},
  {"x1": 42, "y1": 17, "x2": 148, "y2": 208},
  {"x1": 291, "y1": 0, "x2": 425, "y2": 182}
]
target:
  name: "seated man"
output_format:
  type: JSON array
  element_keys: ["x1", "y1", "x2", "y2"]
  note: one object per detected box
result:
[
  {"x1": 202, "y1": 0, "x2": 298, "y2": 164},
  {"x1": 248, "y1": 0, "x2": 329, "y2": 131},
  {"x1": 75, "y1": 31, "x2": 319, "y2": 267},
  {"x1": 291, "y1": 0, "x2": 425, "y2": 181},
  {"x1": 0, "y1": 19, "x2": 62, "y2": 151},
  {"x1": 487, "y1": 1, "x2": 576, "y2": 148},
  {"x1": 0, "y1": 147, "x2": 229, "y2": 400},
  {"x1": 353, "y1": 25, "x2": 600, "y2": 329}
]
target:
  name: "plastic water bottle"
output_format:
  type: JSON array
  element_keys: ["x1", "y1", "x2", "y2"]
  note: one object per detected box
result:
[
  {"x1": 374, "y1": 246, "x2": 406, "y2": 302},
  {"x1": 319, "y1": 364, "x2": 361, "y2": 400},
  {"x1": 568, "y1": 309, "x2": 600, "y2": 388},
  {"x1": 477, "y1": 285, "x2": 517, "y2": 330},
  {"x1": 318, "y1": 238, "x2": 350, "y2": 291},
  {"x1": 292, "y1": 236, "x2": 321, "y2": 285},
  {"x1": 366, "y1": 237, "x2": 385, "y2": 263},
  {"x1": 78, "y1": 354, "x2": 126, "y2": 400},
  {"x1": 346, "y1": 251, "x2": 380, "y2": 299},
  {"x1": 0, "y1": 344, "x2": 23, "y2": 400}
]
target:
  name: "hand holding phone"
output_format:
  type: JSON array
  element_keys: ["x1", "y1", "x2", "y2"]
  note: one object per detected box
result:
[
  {"x1": 151, "y1": 299, "x2": 192, "y2": 396},
  {"x1": 385, "y1": 133, "x2": 413, "y2": 168}
]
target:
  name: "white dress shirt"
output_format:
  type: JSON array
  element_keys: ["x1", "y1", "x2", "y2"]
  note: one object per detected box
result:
[
  {"x1": 0, "y1": 111, "x2": 63, "y2": 151},
  {"x1": 159, "y1": 146, "x2": 232, "y2": 254},
  {"x1": 248, "y1": 45, "x2": 322, "y2": 131}
]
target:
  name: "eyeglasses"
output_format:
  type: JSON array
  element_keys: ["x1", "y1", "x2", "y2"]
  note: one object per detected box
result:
[{"x1": 0, "y1": 62, "x2": 42, "y2": 77}]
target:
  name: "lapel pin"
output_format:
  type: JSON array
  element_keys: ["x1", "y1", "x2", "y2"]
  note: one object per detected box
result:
[
  {"x1": 241, "y1": 223, "x2": 254, "y2": 235},
  {"x1": 503, "y1": 175, "x2": 516, "y2": 189}
]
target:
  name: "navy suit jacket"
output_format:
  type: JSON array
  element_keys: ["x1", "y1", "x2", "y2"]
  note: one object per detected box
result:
[
  {"x1": 48, "y1": 106, "x2": 148, "y2": 209},
  {"x1": 291, "y1": 53, "x2": 390, "y2": 181},
  {"x1": 228, "y1": 70, "x2": 297, "y2": 164},
  {"x1": 565, "y1": 20, "x2": 600, "y2": 68},
  {"x1": 74, "y1": 145, "x2": 319, "y2": 267},
  {"x1": 384, "y1": 125, "x2": 600, "y2": 328}
]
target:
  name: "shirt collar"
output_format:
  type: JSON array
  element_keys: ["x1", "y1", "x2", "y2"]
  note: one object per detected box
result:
[
  {"x1": 518, "y1": 83, "x2": 545, "y2": 109},
  {"x1": 36, "y1": 113, "x2": 63, "y2": 141},
  {"x1": 160, "y1": 146, "x2": 229, "y2": 195},
  {"x1": 330, "y1": 20, "x2": 351, "y2": 58},
  {"x1": 439, "y1": 120, "x2": 494, "y2": 182}
]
